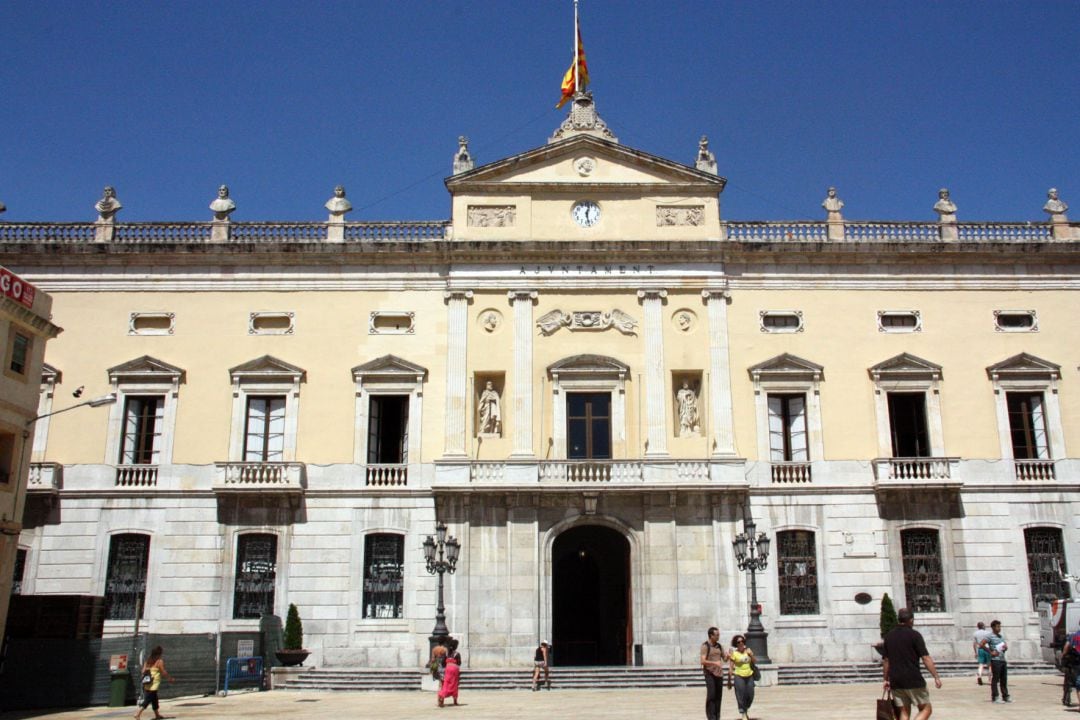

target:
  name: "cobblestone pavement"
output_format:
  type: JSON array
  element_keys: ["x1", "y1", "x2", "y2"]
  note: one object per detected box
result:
[{"x1": 3, "y1": 674, "x2": 1072, "y2": 720}]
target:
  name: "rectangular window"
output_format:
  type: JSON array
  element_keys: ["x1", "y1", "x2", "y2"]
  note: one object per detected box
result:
[
  {"x1": 777, "y1": 530, "x2": 819, "y2": 614},
  {"x1": 363, "y1": 534, "x2": 405, "y2": 619},
  {"x1": 1007, "y1": 392, "x2": 1049, "y2": 459},
  {"x1": 120, "y1": 396, "x2": 164, "y2": 464},
  {"x1": 768, "y1": 394, "x2": 808, "y2": 462},
  {"x1": 368, "y1": 395, "x2": 409, "y2": 464},
  {"x1": 12, "y1": 548, "x2": 27, "y2": 595},
  {"x1": 1024, "y1": 527, "x2": 1071, "y2": 607},
  {"x1": 9, "y1": 332, "x2": 30, "y2": 374},
  {"x1": 233, "y1": 534, "x2": 277, "y2": 619},
  {"x1": 887, "y1": 393, "x2": 930, "y2": 457},
  {"x1": 901, "y1": 529, "x2": 945, "y2": 613},
  {"x1": 244, "y1": 396, "x2": 286, "y2": 462},
  {"x1": 0, "y1": 431, "x2": 14, "y2": 485},
  {"x1": 567, "y1": 392, "x2": 612, "y2": 460},
  {"x1": 105, "y1": 534, "x2": 150, "y2": 620}
]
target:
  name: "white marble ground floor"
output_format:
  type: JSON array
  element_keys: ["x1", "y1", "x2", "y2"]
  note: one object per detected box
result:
[{"x1": 14, "y1": 466, "x2": 1079, "y2": 668}]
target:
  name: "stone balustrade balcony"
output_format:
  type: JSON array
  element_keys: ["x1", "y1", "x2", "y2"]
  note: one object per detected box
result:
[
  {"x1": 770, "y1": 461, "x2": 812, "y2": 484},
  {"x1": 464, "y1": 459, "x2": 727, "y2": 486},
  {"x1": 872, "y1": 457, "x2": 961, "y2": 488},
  {"x1": 1013, "y1": 459, "x2": 1056, "y2": 481},
  {"x1": 27, "y1": 462, "x2": 63, "y2": 499},
  {"x1": 212, "y1": 461, "x2": 306, "y2": 495},
  {"x1": 365, "y1": 464, "x2": 408, "y2": 487},
  {"x1": 115, "y1": 464, "x2": 159, "y2": 488}
]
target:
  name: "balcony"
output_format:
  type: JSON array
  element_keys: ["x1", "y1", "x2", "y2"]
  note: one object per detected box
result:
[
  {"x1": 540, "y1": 461, "x2": 643, "y2": 483},
  {"x1": 213, "y1": 462, "x2": 306, "y2": 495},
  {"x1": 366, "y1": 464, "x2": 408, "y2": 487},
  {"x1": 1014, "y1": 459, "x2": 1055, "y2": 481},
  {"x1": 770, "y1": 461, "x2": 812, "y2": 484},
  {"x1": 872, "y1": 457, "x2": 961, "y2": 489},
  {"x1": 115, "y1": 464, "x2": 159, "y2": 488},
  {"x1": 27, "y1": 462, "x2": 62, "y2": 502}
]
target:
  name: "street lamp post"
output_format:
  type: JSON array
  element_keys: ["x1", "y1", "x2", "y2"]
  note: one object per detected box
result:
[
  {"x1": 732, "y1": 507, "x2": 772, "y2": 663},
  {"x1": 423, "y1": 521, "x2": 460, "y2": 646}
]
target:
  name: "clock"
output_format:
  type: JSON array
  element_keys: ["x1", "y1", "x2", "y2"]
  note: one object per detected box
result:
[{"x1": 571, "y1": 200, "x2": 601, "y2": 228}]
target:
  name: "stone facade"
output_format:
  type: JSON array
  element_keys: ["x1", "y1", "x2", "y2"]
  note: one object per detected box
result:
[{"x1": 1, "y1": 96, "x2": 1078, "y2": 669}]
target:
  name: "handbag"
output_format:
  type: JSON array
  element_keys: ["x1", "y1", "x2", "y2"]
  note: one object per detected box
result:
[
  {"x1": 750, "y1": 660, "x2": 761, "y2": 682},
  {"x1": 877, "y1": 688, "x2": 899, "y2": 720}
]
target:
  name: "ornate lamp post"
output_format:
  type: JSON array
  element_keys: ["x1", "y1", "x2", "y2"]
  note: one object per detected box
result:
[
  {"x1": 423, "y1": 522, "x2": 460, "y2": 644},
  {"x1": 732, "y1": 508, "x2": 772, "y2": 663}
]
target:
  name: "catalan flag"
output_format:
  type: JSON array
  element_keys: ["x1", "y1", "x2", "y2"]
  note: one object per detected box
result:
[{"x1": 556, "y1": 29, "x2": 589, "y2": 109}]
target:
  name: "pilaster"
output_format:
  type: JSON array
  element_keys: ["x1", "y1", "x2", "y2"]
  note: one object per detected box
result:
[
  {"x1": 702, "y1": 289, "x2": 737, "y2": 457},
  {"x1": 442, "y1": 289, "x2": 473, "y2": 458},
  {"x1": 637, "y1": 288, "x2": 668, "y2": 457},
  {"x1": 507, "y1": 290, "x2": 538, "y2": 457}
]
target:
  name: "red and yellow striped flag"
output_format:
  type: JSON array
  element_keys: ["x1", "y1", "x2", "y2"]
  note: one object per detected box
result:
[{"x1": 556, "y1": 30, "x2": 589, "y2": 109}]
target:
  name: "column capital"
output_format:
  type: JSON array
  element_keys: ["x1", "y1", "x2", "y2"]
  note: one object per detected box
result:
[
  {"x1": 701, "y1": 288, "x2": 731, "y2": 302},
  {"x1": 507, "y1": 289, "x2": 538, "y2": 304},
  {"x1": 443, "y1": 289, "x2": 474, "y2": 303},
  {"x1": 636, "y1": 288, "x2": 668, "y2": 302}
]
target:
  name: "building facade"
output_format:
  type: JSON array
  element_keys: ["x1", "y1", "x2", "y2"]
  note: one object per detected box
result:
[{"x1": 2, "y1": 96, "x2": 1078, "y2": 668}]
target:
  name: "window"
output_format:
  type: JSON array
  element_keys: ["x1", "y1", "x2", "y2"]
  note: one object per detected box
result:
[
  {"x1": 368, "y1": 395, "x2": 409, "y2": 464},
  {"x1": 12, "y1": 548, "x2": 27, "y2": 594},
  {"x1": 887, "y1": 393, "x2": 930, "y2": 457},
  {"x1": 1024, "y1": 527, "x2": 1070, "y2": 607},
  {"x1": 244, "y1": 396, "x2": 286, "y2": 462},
  {"x1": 768, "y1": 394, "x2": 808, "y2": 461},
  {"x1": 233, "y1": 534, "x2": 277, "y2": 619},
  {"x1": 368, "y1": 311, "x2": 416, "y2": 335},
  {"x1": 994, "y1": 310, "x2": 1037, "y2": 332},
  {"x1": 0, "y1": 431, "x2": 14, "y2": 484},
  {"x1": 567, "y1": 392, "x2": 611, "y2": 460},
  {"x1": 760, "y1": 311, "x2": 803, "y2": 333},
  {"x1": 120, "y1": 396, "x2": 164, "y2": 464},
  {"x1": 1007, "y1": 392, "x2": 1049, "y2": 459},
  {"x1": 363, "y1": 534, "x2": 405, "y2": 619},
  {"x1": 249, "y1": 311, "x2": 294, "y2": 335},
  {"x1": 777, "y1": 530, "x2": 819, "y2": 615},
  {"x1": 900, "y1": 529, "x2": 945, "y2": 613},
  {"x1": 9, "y1": 332, "x2": 30, "y2": 374},
  {"x1": 128, "y1": 312, "x2": 175, "y2": 335},
  {"x1": 104, "y1": 533, "x2": 150, "y2": 620},
  {"x1": 878, "y1": 311, "x2": 921, "y2": 333}
]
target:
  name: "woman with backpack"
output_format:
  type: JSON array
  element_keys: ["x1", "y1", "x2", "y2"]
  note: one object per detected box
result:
[{"x1": 134, "y1": 645, "x2": 172, "y2": 720}]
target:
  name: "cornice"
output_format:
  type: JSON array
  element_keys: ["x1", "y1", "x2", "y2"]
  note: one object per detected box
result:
[{"x1": 0, "y1": 294, "x2": 62, "y2": 337}]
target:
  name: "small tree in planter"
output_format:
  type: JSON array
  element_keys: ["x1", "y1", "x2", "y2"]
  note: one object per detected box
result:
[
  {"x1": 276, "y1": 604, "x2": 310, "y2": 667},
  {"x1": 873, "y1": 593, "x2": 898, "y2": 658}
]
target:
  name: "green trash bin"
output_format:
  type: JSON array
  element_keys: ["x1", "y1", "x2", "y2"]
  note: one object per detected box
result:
[{"x1": 109, "y1": 671, "x2": 132, "y2": 707}]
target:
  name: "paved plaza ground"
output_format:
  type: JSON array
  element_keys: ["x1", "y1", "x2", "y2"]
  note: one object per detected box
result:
[{"x1": 2, "y1": 674, "x2": 1074, "y2": 720}]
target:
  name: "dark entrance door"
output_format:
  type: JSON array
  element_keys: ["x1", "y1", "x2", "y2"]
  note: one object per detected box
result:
[{"x1": 551, "y1": 525, "x2": 631, "y2": 666}]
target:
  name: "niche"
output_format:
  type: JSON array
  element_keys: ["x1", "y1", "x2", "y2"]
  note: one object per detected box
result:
[{"x1": 672, "y1": 371, "x2": 703, "y2": 439}]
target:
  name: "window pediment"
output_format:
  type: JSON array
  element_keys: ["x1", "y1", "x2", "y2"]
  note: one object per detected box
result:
[
  {"x1": 548, "y1": 354, "x2": 630, "y2": 381},
  {"x1": 351, "y1": 354, "x2": 427, "y2": 385},
  {"x1": 985, "y1": 352, "x2": 1060, "y2": 382},
  {"x1": 748, "y1": 353, "x2": 824, "y2": 384},
  {"x1": 868, "y1": 353, "x2": 942, "y2": 382},
  {"x1": 229, "y1": 355, "x2": 306, "y2": 384},
  {"x1": 108, "y1": 355, "x2": 185, "y2": 384}
]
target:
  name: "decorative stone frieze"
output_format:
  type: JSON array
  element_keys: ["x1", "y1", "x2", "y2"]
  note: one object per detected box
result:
[
  {"x1": 535, "y1": 308, "x2": 637, "y2": 336},
  {"x1": 467, "y1": 205, "x2": 516, "y2": 228},
  {"x1": 656, "y1": 205, "x2": 705, "y2": 226}
]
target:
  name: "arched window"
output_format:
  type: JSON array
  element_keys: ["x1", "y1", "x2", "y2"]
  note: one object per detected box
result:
[
  {"x1": 363, "y1": 534, "x2": 404, "y2": 619},
  {"x1": 900, "y1": 529, "x2": 945, "y2": 613},
  {"x1": 233, "y1": 533, "x2": 278, "y2": 619},
  {"x1": 1024, "y1": 527, "x2": 1070, "y2": 607},
  {"x1": 105, "y1": 533, "x2": 150, "y2": 620},
  {"x1": 776, "y1": 530, "x2": 819, "y2": 615}
]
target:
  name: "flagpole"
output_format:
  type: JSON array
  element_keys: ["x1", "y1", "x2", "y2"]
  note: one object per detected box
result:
[{"x1": 573, "y1": 0, "x2": 580, "y2": 94}]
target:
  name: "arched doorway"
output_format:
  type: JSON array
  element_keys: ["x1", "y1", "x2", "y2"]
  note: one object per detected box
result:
[{"x1": 551, "y1": 524, "x2": 631, "y2": 666}]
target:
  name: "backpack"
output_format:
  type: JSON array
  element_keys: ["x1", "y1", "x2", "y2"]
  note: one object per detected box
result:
[{"x1": 141, "y1": 668, "x2": 154, "y2": 690}]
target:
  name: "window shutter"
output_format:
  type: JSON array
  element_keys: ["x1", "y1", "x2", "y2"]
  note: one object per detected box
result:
[{"x1": 789, "y1": 395, "x2": 808, "y2": 461}]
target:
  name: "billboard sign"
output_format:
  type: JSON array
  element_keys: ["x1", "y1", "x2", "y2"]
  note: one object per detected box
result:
[{"x1": 0, "y1": 266, "x2": 36, "y2": 309}]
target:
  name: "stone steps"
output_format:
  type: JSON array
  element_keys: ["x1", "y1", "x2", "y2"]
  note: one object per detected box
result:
[{"x1": 279, "y1": 661, "x2": 1060, "y2": 692}]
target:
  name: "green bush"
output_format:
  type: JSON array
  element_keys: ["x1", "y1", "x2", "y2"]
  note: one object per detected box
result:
[
  {"x1": 879, "y1": 593, "x2": 898, "y2": 638},
  {"x1": 284, "y1": 603, "x2": 304, "y2": 650}
]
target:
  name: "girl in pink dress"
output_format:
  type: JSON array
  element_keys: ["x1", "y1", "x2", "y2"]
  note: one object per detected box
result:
[{"x1": 437, "y1": 639, "x2": 461, "y2": 707}]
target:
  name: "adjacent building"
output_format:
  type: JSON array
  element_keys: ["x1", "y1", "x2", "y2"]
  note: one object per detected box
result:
[{"x1": 1, "y1": 95, "x2": 1077, "y2": 668}]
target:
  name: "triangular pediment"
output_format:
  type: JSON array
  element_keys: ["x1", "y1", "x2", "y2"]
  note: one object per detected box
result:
[
  {"x1": 868, "y1": 353, "x2": 942, "y2": 381},
  {"x1": 986, "y1": 352, "x2": 1061, "y2": 381},
  {"x1": 229, "y1": 355, "x2": 306, "y2": 381},
  {"x1": 548, "y1": 354, "x2": 630, "y2": 377},
  {"x1": 108, "y1": 355, "x2": 185, "y2": 382},
  {"x1": 748, "y1": 353, "x2": 824, "y2": 382},
  {"x1": 446, "y1": 134, "x2": 726, "y2": 193},
  {"x1": 351, "y1": 354, "x2": 427, "y2": 381}
]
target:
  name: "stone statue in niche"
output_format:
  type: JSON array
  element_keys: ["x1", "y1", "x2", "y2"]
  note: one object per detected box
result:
[
  {"x1": 676, "y1": 380, "x2": 701, "y2": 438},
  {"x1": 210, "y1": 185, "x2": 237, "y2": 220},
  {"x1": 1043, "y1": 188, "x2": 1069, "y2": 219},
  {"x1": 95, "y1": 186, "x2": 122, "y2": 221},
  {"x1": 478, "y1": 381, "x2": 501, "y2": 436}
]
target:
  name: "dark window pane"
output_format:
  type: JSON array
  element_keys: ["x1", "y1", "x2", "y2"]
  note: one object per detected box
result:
[
  {"x1": 566, "y1": 393, "x2": 611, "y2": 460},
  {"x1": 363, "y1": 534, "x2": 404, "y2": 619},
  {"x1": 1024, "y1": 527, "x2": 1070, "y2": 607},
  {"x1": 777, "y1": 530, "x2": 819, "y2": 614},
  {"x1": 901, "y1": 529, "x2": 945, "y2": 613},
  {"x1": 1007, "y1": 392, "x2": 1047, "y2": 460},
  {"x1": 120, "y1": 396, "x2": 163, "y2": 464},
  {"x1": 888, "y1": 393, "x2": 929, "y2": 458},
  {"x1": 233, "y1": 534, "x2": 277, "y2": 619},
  {"x1": 105, "y1": 534, "x2": 150, "y2": 620},
  {"x1": 368, "y1": 395, "x2": 409, "y2": 464},
  {"x1": 12, "y1": 548, "x2": 27, "y2": 595},
  {"x1": 10, "y1": 333, "x2": 30, "y2": 374}
]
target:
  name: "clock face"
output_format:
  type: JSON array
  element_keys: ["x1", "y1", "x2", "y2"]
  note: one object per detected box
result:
[{"x1": 572, "y1": 200, "x2": 601, "y2": 228}]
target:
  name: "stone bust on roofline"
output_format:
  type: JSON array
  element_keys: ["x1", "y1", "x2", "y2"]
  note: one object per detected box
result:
[{"x1": 210, "y1": 185, "x2": 236, "y2": 220}]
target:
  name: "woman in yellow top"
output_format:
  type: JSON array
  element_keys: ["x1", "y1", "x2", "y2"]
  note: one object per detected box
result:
[
  {"x1": 728, "y1": 635, "x2": 756, "y2": 720},
  {"x1": 134, "y1": 645, "x2": 172, "y2": 720}
]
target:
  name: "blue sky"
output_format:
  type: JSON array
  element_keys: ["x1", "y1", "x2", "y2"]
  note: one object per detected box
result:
[{"x1": 2, "y1": 1, "x2": 1078, "y2": 222}]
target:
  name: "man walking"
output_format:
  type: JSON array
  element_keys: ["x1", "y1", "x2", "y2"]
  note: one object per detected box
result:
[
  {"x1": 1063, "y1": 622, "x2": 1080, "y2": 707},
  {"x1": 700, "y1": 626, "x2": 728, "y2": 720},
  {"x1": 882, "y1": 607, "x2": 943, "y2": 720},
  {"x1": 979, "y1": 619, "x2": 1011, "y2": 703},
  {"x1": 972, "y1": 621, "x2": 991, "y2": 685}
]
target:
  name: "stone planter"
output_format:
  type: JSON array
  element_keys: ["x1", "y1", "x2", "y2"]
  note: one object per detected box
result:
[{"x1": 275, "y1": 649, "x2": 311, "y2": 667}]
